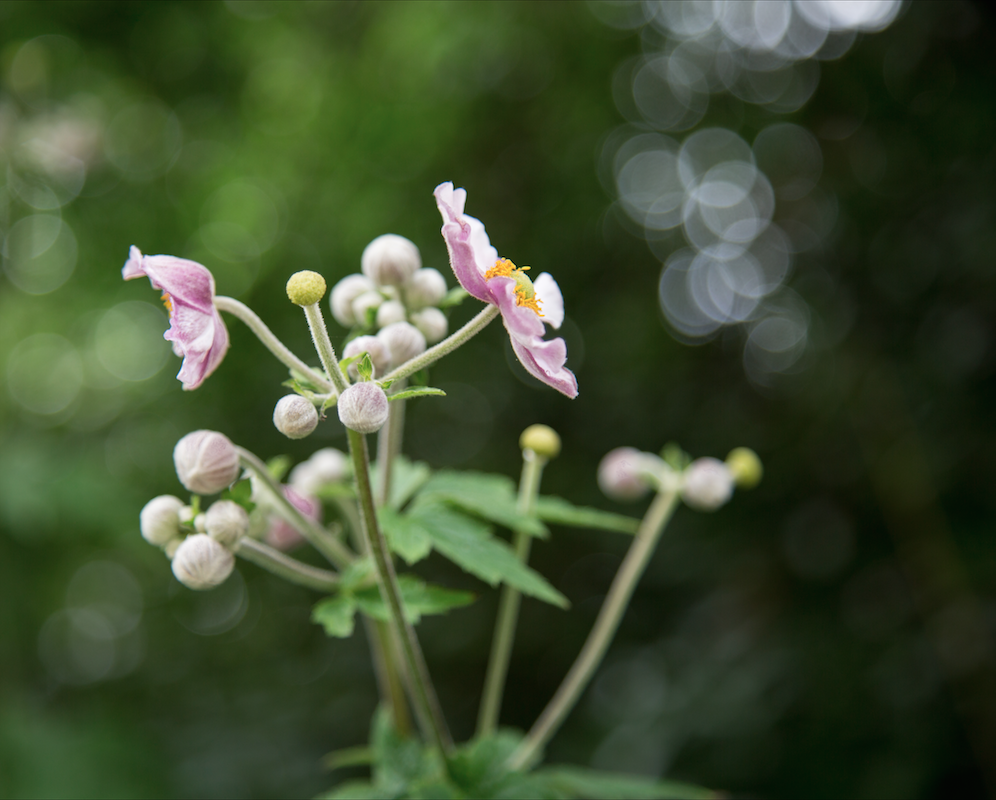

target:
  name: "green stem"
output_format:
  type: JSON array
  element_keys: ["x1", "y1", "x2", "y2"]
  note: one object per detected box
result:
[
  {"x1": 376, "y1": 379, "x2": 408, "y2": 507},
  {"x1": 347, "y1": 427, "x2": 452, "y2": 754},
  {"x1": 477, "y1": 449, "x2": 546, "y2": 738},
  {"x1": 237, "y1": 448, "x2": 355, "y2": 569},
  {"x1": 235, "y1": 537, "x2": 339, "y2": 592},
  {"x1": 303, "y1": 302, "x2": 349, "y2": 395},
  {"x1": 214, "y1": 296, "x2": 331, "y2": 391},
  {"x1": 509, "y1": 488, "x2": 680, "y2": 770},
  {"x1": 380, "y1": 304, "x2": 499, "y2": 384}
]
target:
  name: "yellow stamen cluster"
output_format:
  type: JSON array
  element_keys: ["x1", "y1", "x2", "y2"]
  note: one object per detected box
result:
[
  {"x1": 484, "y1": 258, "x2": 543, "y2": 317},
  {"x1": 161, "y1": 292, "x2": 173, "y2": 313}
]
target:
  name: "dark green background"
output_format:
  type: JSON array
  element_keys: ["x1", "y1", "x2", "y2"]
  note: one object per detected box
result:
[{"x1": 1, "y1": 2, "x2": 994, "y2": 798}]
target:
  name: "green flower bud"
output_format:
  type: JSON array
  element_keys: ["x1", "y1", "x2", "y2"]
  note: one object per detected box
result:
[
  {"x1": 520, "y1": 424, "x2": 561, "y2": 459},
  {"x1": 726, "y1": 447, "x2": 763, "y2": 489},
  {"x1": 286, "y1": 270, "x2": 327, "y2": 306}
]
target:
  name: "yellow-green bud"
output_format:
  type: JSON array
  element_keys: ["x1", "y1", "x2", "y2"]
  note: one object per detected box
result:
[
  {"x1": 520, "y1": 424, "x2": 561, "y2": 459},
  {"x1": 286, "y1": 270, "x2": 327, "y2": 306},
  {"x1": 726, "y1": 447, "x2": 763, "y2": 489}
]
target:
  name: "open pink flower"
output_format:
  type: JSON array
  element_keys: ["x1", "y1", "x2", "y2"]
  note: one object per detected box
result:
[
  {"x1": 122, "y1": 246, "x2": 229, "y2": 390},
  {"x1": 434, "y1": 182, "x2": 578, "y2": 398}
]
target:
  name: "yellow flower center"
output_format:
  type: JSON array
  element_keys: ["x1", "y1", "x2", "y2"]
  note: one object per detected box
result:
[
  {"x1": 161, "y1": 292, "x2": 173, "y2": 313},
  {"x1": 484, "y1": 258, "x2": 543, "y2": 316}
]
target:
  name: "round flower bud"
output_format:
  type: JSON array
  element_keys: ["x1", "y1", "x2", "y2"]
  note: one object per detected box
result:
[
  {"x1": 351, "y1": 290, "x2": 384, "y2": 328},
  {"x1": 520, "y1": 424, "x2": 561, "y2": 460},
  {"x1": 204, "y1": 499, "x2": 250, "y2": 547},
  {"x1": 178, "y1": 505, "x2": 196, "y2": 527},
  {"x1": 404, "y1": 268, "x2": 447, "y2": 310},
  {"x1": 337, "y1": 382, "x2": 389, "y2": 434},
  {"x1": 171, "y1": 533, "x2": 235, "y2": 590},
  {"x1": 266, "y1": 486, "x2": 321, "y2": 551},
  {"x1": 140, "y1": 495, "x2": 185, "y2": 546},
  {"x1": 193, "y1": 513, "x2": 207, "y2": 533},
  {"x1": 174, "y1": 430, "x2": 240, "y2": 495},
  {"x1": 289, "y1": 448, "x2": 348, "y2": 496},
  {"x1": 726, "y1": 447, "x2": 763, "y2": 489},
  {"x1": 598, "y1": 447, "x2": 655, "y2": 501},
  {"x1": 377, "y1": 321, "x2": 426, "y2": 368},
  {"x1": 273, "y1": 394, "x2": 319, "y2": 439},
  {"x1": 682, "y1": 457, "x2": 734, "y2": 511},
  {"x1": 410, "y1": 307, "x2": 448, "y2": 344},
  {"x1": 342, "y1": 335, "x2": 392, "y2": 379},
  {"x1": 376, "y1": 300, "x2": 407, "y2": 329},
  {"x1": 330, "y1": 274, "x2": 375, "y2": 327},
  {"x1": 361, "y1": 234, "x2": 421, "y2": 287},
  {"x1": 286, "y1": 270, "x2": 327, "y2": 306},
  {"x1": 164, "y1": 538, "x2": 182, "y2": 559}
]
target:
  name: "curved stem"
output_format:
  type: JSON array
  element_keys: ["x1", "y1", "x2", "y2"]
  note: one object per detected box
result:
[
  {"x1": 235, "y1": 537, "x2": 339, "y2": 592},
  {"x1": 303, "y1": 303, "x2": 349, "y2": 395},
  {"x1": 237, "y1": 448, "x2": 355, "y2": 569},
  {"x1": 380, "y1": 304, "x2": 499, "y2": 385},
  {"x1": 214, "y1": 296, "x2": 332, "y2": 391},
  {"x1": 347, "y1": 427, "x2": 452, "y2": 754},
  {"x1": 509, "y1": 489, "x2": 680, "y2": 770},
  {"x1": 477, "y1": 449, "x2": 546, "y2": 737}
]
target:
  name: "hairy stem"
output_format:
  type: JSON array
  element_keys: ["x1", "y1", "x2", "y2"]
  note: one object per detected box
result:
[
  {"x1": 376, "y1": 379, "x2": 408, "y2": 507},
  {"x1": 509, "y1": 489, "x2": 680, "y2": 770},
  {"x1": 303, "y1": 302, "x2": 349, "y2": 395},
  {"x1": 235, "y1": 538, "x2": 339, "y2": 592}
]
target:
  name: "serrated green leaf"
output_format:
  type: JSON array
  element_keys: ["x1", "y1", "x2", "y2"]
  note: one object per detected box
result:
[
  {"x1": 266, "y1": 455, "x2": 292, "y2": 482},
  {"x1": 371, "y1": 708, "x2": 445, "y2": 795},
  {"x1": 380, "y1": 507, "x2": 433, "y2": 564},
  {"x1": 353, "y1": 574, "x2": 475, "y2": 624},
  {"x1": 387, "y1": 386, "x2": 446, "y2": 402},
  {"x1": 534, "y1": 496, "x2": 639, "y2": 535},
  {"x1": 357, "y1": 352, "x2": 374, "y2": 381},
  {"x1": 408, "y1": 502, "x2": 568, "y2": 608},
  {"x1": 369, "y1": 456, "x2": 432, "y2": 511},
  {"x1": 534, "y1": 766, "x2": 716, "y2": 800},
  {"x1": 288, "y1": 367, "x2": 327, "y2": 394},
  {"x1": 447, "y1": 730, "x2": 527, "y2": 798},
  {"x1": 339, "y1": 558, "x2": 375, "y2": 591},
  {"x1": 438, "y1": 286, "x2": 469, "y2": 309},
  {"x1": 322, "y1": 746, "x2": 373, "y2": 772},
  {"x1": 221, "y1": 478, "x2": 256, "y2": 513},
  {"x1": 417, "y1": 471, "x2": 548, "y2": 539},
  {"x1": 311, "y1": 595, "x2": 357, "y2": 638}
]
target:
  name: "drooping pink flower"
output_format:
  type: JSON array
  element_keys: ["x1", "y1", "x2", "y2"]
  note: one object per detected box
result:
[
  {"x1": 434, "y1": 182, "x2": 578, "y2": 398},
  {"x1": 265, "y1": 486, "x2": 322, "y2": 552},
  {"x1": 122, "y1": 246, "x2": 229, "y2": 390}
]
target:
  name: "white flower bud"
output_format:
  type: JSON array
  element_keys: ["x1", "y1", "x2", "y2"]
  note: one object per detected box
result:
[
  {"x1": 682, "y1": 457, "x2": 734, "y2": 511},
  {"x1": 598, "y1": 447, "x2": 655, "y2": 501},
  {"x1": 193, "y1": 513, "x2": 207, "y2": 533},
  {"x1": 273, "y1": 394, "x2": 319, "y2": 439},
  {"x1": 171, "y1": 533, "x2": 235, "y2": 590},
  {"x1": 289, "y1": 448, "x2": 348, "y2": 496},
  {"x1": 337, "y1": 382, "x2": 389, "y2": 434},
  {"x1": 404, "y1": 268, "x2": 447, "y2": 310},
  {"x1": 351, "y1": 290, "x2": 384, "y2": 328},
  {"x1": 140, "y1": 495, "x2": 185, "y2": 546},
  {"x1": 342, "y1": 335, "x2": 392, "y2": 379},
  {"x1": 204, "y1": 499, "x2": 249, "y2": 547},
  {"x1": 361, "y1": 234, "x2": 421, "y2": 287},
  {"x1": 410, "y1": 307, "x2": 448, "y2": 344},
  {"x1": 330, "y1": 274, "x2": 375, "y2": 327},
  {"x1": 376, "y1": 300, "x2": 407, "y2": 329},
  {"x1": 174, "y1": 430, "x2": 241, "y2": 495},
  {"x1": 178, "y1": 505, "x2": 196, "y2": 526},
  {"x1": 377, "y1": 321, "x2": 426, "y2": 368},
  {"x1": 164, "y1": 538, "x2": 182, "y2": 559}
]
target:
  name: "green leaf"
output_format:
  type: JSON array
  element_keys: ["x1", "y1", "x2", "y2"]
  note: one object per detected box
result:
[
  {"x1": 338, "y1": 558, "x2": 375, "y2": 591},
  {"x1": 315, "y1": 483, "x2": 356, "y2": 501},
  {"x1": 357, "y1": 352, "x2": 374, "y2": 382},
  {"x1": 387, "y1": 386, "x2": 446, "y2": 402},
  {"x1": 316, "y1": 780, "x2": 389, "y2": 799},
  {"x1": 369, "y1": 456, "x2": 431, "y2": 511},
  {"x1": 447, "y1": 730, "x2": 527, "y2": 797},
  {"x1": 311, "y1": 595, "x2": 357, "y2": 638},
  {"x1": 534, "y1": 766, "x2": 716, "y2": 800},
  {"x1": 323, "y1": 746, "x2": 373, "y2": 772},
  {"x1": 417, "y1": 471, "x2": 548, "y2": 539},
  {"x1": 353, "y1": 574, "x2": 475, "y2": 624},
  {"x1": 221, "y1": 478, "x2": 256, "y2": 514},
  {"x1": 534, "y1": 496, "x2": 639, "y2": 535},
  {"x1": 266, "y1": 454, "x2": 293, "y2": 482},
  {"x1": 288, "y1": 367, "x2": 327, "y2": 394},
  {"x1": 370, "y1": 708, "x2": 444, "y2": 795},
  {"x1": 660, "y1": 442, "x2": 691, "y2": 472},
  {"x1": 438, "y1": 286, "x2": 469, "y2": 309},
  {"x1": 322, "y1": 393, "x2": 338, "y2": 413},
  {"x1": 380, "y1": 507, "x2": 433, "y2": 564},
  {"x1": 408, "y1": 501, "x2": 568, "y2": 608}
]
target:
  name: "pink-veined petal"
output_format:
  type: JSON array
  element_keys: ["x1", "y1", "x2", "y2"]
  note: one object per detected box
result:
[
  {"x1": 510, "y1": 333, "x2": 579, "y2": 399},
  {"x1": 534, "y1": 272, "x2": 564, "y2": 329},
  {"x1": 434, "y1": 182, "x2": 494, "y2": 303}
]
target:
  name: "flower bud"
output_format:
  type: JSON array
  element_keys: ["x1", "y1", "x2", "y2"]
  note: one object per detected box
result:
[
  {"x1": 289, "y1": 448, "x2": 348, "y2": 496},
  {"x1": 330, "y1": 274, "x2": 375, "y2": 327},
  {"x1": 410, "y1": 307, "x2": 448, "y2": 344},
  {"x1": 362, "y1": 234, "x2": 421, "y2": 287},
  {"x1": 205, "y1": 499, "x2": 250, "y2": 547},
  {"x1": 351, "y1": 290, "x2": 384, "y2": 328},
  {"x1": 377, "y1": 321, "x2": 426, "y2": 368},
  {"x1": 725, "y1": 447, "x2": 763, "y2": 489},
  {"x1": 376, "y1": 300, "x2": 407, "y2": 329},
  {"x1": 682, "y1": 457, "x2": 734, "y2": 511},
  {"x1": 164, "y1": 538, "x2": 182, "y2": 559},
  {"x1": 337, "y1": 382, "x2": 389, "y2": 434},
  {"x1": 342, "y1": 335, "x2": 391, "y2": 379},
  {"x1": 520, "y1": 424, "x2": 561, "y2": 460},
  {"x1": 171, "y1": 533, "x2": 235, "y2": 590},
  {"x1": 598, "y1": 447, "x2": 655, "y2": 501},
  {"x1": 140, "y1": 495, "x2": 185, "y2": 546},
  {"x1": 286, "y1": 270, "x2": 327, "y2": 306},
  {"x1": 266, "y1": 486, "x2": 321, "y2": 551},
  {"x1": 273, "y1": 394, "x2": 319, "y2": 439},
  {"x1": 178, "y1": 505, "x2": 196, "y2": 526},
  {"x1": 404, "y1": 268, "x2": 447, "y2": 310},
  {"x1": 174, "y1": 430, "x2": 241, "y2": 495}
]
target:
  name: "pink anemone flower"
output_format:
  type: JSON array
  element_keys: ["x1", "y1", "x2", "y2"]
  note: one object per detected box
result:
[
  {"x1": 434, "y1": 182, "x2": 578, "y2": 399},
  {"x1": 122, "y1": 246, "x2": 229, "y2": 390}
]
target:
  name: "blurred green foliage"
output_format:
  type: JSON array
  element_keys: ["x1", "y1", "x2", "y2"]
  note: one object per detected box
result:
[{"x1": 1, "y1": 1, "x2": 994, "y2": 798}]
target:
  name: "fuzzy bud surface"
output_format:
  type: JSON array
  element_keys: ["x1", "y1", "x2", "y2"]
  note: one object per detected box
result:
[
  {"x1": 377, "y1": 321, "x2": 426, "y2": 367},
  {"x1": 174, "y1": 430, "x2": 240, "y2": 495},
  {"x1": 598, "y1": 447, "x2": 654, "y2": 501},
  {"x1": 410, "y1": 307, "x2": 448, "y2": 344},
  {"x1": 289, "y1": 448, "x2": 348, "y2": 496},
  {"x1": 286, "y1": 270, "x2": 327, "y2": 306},
  {"x1": 140, "y1": 495, "x2": 185, "y2": 546},
  {"x1": 171, "y1": 533, "x2": 235, "y2": 590},
  {"x1": 376, "y1": 300, "x2": 407, "y2": 329},
  {"x1": 337, "y1": 382, "x2": 389, "y2": 434},
  {"x1": 342, "y1": 335, "x2": 391, "y2": 379},
  {"x1": 330, "y1": 274, "x2": 374, "y2": 327},
  {"x1": 273, "y1": 395, "x2": 319, "y2": 439},
  {"x1": 682, "y1": 457, "x2": 734, "y2": 511},
  {"x1": 362, "y1": 234, "x2": 421, "y2": 287},
  {"x1": 351, "y1": 290, "x2": 384, "y2": 327},
  {"x1": 204, "y1": 499, "x2": 249, "y2": 547},
  {"x1": 404, "y1": 268, "x2": 447, "y2": 310},
  {"x1": 520, "y1": 424, "x2": 561, "y2": 460}
]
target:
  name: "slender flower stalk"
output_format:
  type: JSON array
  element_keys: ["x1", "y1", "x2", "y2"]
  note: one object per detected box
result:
[
  {"x1": 509, "y1": 488, "x2": 680, "y2": 770},
  {"x1": 235, "y1": 537, "x2": 340, "y2": 592},
  {"x1": 346, "y1": 427, "x2": 452, "y2": 755},
  {"x1": 303, "y1": 303, "x2": 350, "y2": 395},
  {"x1": 477, "y1": 448, "x2": 546, "y2": 737},
  {"x1": 237, "y1": 448, "x2": 354, "y2": 569},
  {"x1": 376, "y1": 379, "x2": 408, "y2": 507},
  {"x1": 214, "y1": 296, "x2": 332, "y2": 391},
  {"x1": 379, "y1": 304, "x2": 500, "y2": 385}
]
